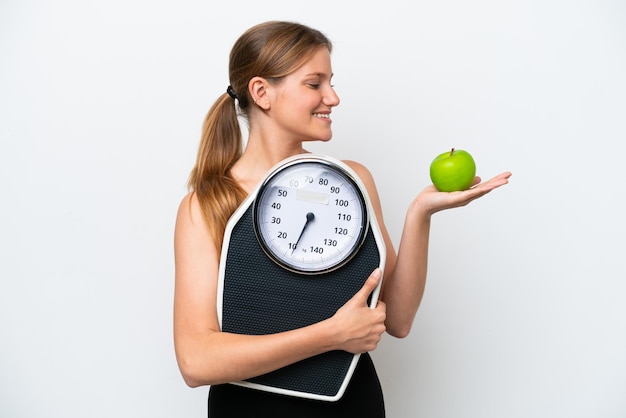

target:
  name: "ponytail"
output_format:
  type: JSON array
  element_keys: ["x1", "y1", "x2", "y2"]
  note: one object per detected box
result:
[{"x1": 188, "y1": 93, "x2": 247, "y2": 252}]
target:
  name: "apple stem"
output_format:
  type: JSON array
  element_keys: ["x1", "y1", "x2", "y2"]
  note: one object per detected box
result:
[{"x1": 450, "y1": 147, "x2": 455, "y2": 156}]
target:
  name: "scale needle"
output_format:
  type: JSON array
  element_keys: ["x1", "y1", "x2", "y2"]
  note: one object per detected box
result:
[{"x1": 292, "y1": 212, "x2": 315, "y2": 254}]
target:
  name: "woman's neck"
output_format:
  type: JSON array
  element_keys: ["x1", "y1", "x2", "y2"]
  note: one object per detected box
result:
[{"x1": 230, "y1": 143, "x2": 310, "y2": 194}]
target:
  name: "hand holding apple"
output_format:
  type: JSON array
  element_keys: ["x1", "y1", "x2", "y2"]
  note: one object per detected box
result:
[{"x1": 429, "y1": 148, "x2": 476, "y2": 192}]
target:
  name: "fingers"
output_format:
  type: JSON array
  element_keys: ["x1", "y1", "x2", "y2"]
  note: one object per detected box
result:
[
  {"x1": 485, "y1": 171, "x2": 512, "y2": 186},
  {"x1": 354, "y1": 268, "x2": 382, "y2": 302},
  {"x1": 470, "y1": 173, "x2": 511, "y2": 197},
  {"x1": 494, "y1": 171, "x2": 512, "y2": 185},
  {"x1": 333, "y1": 268, "x2": 386, "y2": 353}
]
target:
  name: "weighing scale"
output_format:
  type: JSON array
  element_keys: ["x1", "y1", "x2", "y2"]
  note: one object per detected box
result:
[{"x1": 217, "y1": 153, "x2": 386, "y2": 401}]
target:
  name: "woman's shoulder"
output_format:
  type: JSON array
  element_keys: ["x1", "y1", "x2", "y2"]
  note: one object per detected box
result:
[
  {"x1": 177, "y1": 191, "x2": 199, "y2": 217},
  {"x1": 175, "y1": 191, "x2": 208, "y2": 232},
  {"x1": 341, "y1": 159, "x2": 376, "y2": 186},
  {"x1": 174, "y1": 191, "x2": 217, "y2": 259}
]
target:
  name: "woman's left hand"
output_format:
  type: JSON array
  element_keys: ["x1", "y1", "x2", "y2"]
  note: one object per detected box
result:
[{"x1": 412, "y1": 171, "x2": 512, "y2": 215}]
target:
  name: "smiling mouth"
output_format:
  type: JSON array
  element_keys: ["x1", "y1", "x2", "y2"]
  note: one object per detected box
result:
[{"x1": 313, "y1": 113, "x2": 329, "y2": 119}]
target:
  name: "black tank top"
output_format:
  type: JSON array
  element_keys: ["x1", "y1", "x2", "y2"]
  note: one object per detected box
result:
[{"x1": 207, "y1": 353, "x2": 385, "y2": 417}]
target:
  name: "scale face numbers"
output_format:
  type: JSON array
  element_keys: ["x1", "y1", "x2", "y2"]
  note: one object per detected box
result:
[{"x1": 253, "y1": 158, "x2": 368, "y2": 274}]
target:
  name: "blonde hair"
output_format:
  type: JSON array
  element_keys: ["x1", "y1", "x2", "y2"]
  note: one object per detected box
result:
[{"x1": 188, "y1": 21, "x2": 332, "y2": 251}]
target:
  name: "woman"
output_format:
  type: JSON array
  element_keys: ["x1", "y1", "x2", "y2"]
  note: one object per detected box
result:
[{"x1": 174, "y1": 21, "x2": 511, "y2": 417}]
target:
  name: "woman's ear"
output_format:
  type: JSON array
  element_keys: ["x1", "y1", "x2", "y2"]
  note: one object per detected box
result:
[{"x1": 248, "y1": 77, "x2": 270, "y2": 109}]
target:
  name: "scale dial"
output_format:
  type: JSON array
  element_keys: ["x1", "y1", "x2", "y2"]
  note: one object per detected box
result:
[{"x1": 253, "y1": 156, "x2": 369, "y2": 274}]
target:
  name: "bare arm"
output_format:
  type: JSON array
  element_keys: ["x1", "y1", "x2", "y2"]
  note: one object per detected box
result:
[
  {"x1": 346, "y1": 161, "x2": 512, "y2": 338},
  {"x1": 173, "y1": 193, "x2": 386, "y2": 387}
]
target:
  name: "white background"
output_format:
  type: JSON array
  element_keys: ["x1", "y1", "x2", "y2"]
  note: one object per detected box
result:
[{"x1": 1, "y1": 0, "x2": 625, "y2": 417}]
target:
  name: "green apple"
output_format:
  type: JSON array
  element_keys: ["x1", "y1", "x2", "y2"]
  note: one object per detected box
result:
[{"x1": 429, "y1": 148, "x2": 476, "y2": 192}]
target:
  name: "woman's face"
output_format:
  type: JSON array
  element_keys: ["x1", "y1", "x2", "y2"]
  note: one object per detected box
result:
[{"x1": 268, "y1": 47, "x2": 340, "y2": 143}]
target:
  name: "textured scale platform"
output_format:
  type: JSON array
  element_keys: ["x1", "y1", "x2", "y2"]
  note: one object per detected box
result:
[{"x1": 220, "y1": 204, "x2": 381, "y2": 400}]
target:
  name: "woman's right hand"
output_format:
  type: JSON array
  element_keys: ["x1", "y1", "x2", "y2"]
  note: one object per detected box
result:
[{"x1": 330, "y1": 268, "x2": 387, "y2": 354}]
